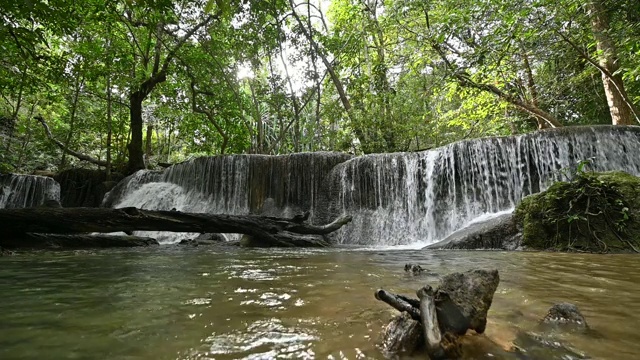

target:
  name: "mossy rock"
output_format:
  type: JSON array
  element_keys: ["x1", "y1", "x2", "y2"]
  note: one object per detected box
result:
[{"x1": 514, "y1": 171, "x2": 640, "y2": 253}]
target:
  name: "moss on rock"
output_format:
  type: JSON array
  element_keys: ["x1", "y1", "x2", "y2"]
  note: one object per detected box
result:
[{"x1": 514, "y1": 171, "x2": 640, "y2": 253}]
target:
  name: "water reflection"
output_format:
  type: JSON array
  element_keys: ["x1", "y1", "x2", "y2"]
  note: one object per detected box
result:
[{"x1": 0, "y1": 248, "x2": 639, "y2": 359}]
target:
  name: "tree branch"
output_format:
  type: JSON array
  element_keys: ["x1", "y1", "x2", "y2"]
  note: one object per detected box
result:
[
  {"x1": 430, "y1": 41, "x2": 563, "y2": 128},
  {"x1": 35, "y1": 115, "x2": 108, "y2": 167},
  {"x1": 555, "y1": 29, "x2": 640, "y2": 123},
  {"x1": 160, "y1": 15, "x2": 215, "y2": 74}
]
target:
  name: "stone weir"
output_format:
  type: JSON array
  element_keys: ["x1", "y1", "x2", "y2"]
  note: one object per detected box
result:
[
  {"x1": 323, "y1": 126, "x2": 640, "y2": 246},
  {"x1": 103, "y1": 152, "x2": 354, "y2": 220},
  {"x1": 0, "y1": 174, "x2": 60, "y2": 209}
]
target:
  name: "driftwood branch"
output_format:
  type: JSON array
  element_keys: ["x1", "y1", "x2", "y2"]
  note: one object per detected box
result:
[
  {"x1": 418, "y1": 286, "x2": 445, "y2": 358},
  {"x1": 375, "y1": 289, "x2": 421, "y2": 320}
]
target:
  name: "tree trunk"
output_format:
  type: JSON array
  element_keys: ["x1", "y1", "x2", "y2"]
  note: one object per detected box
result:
[
  {"x1": 588, "y1": 0, "x2": 637, "y2": 125},
  {"x1": 5, "y1": 69, "x2": 26, "y2": 154},
  {"x1": 0, "y1": 207, "x2": 352, "y2": 248},
  {"x1": 288, "y1": 0, "x2": 352, "y2": 115},
  {"x1": 106, "y1": 74, "x2": 113, "y2": 180},
  {"x1": 61, "y1": 76, "x2": 84, "y2": 169},
  {"x1": 124, "y1": 16, "x2": 211, "y2": 173},
  {"x1": 277, "y1": 39, "x2": 301, "y2": 152},
  {"x1": 248, "y1": 79, "x2": 264, "y2": 154},
  {"x1": 127, "y1": 91, "x2": 147, "y2": 173},
  {"x1": 520, "y1": 47, "x2": 548, "y2": 129},
  {"x1": 430, "y1": 42, "x2": 563, "y2": 128},
  {"x1": 145, "y1": 123, "x2": 153, "y2": 159}
]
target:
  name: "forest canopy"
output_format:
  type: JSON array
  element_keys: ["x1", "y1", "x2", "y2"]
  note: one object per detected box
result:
[{"x1": 1, "y1": 0, "x2": 638, "y2": 174}]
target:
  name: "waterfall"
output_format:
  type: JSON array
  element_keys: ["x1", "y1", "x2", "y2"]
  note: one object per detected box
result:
[
  {"x1": 102, "y1": 126, "x2": 640, "y2": 246},
  {"x1": 0, "y1": 174, "x2": 60, "y2": 209},
  {"x1": 325, "y1": 126, "x2": 640, "y2": 246},
  {"x1": 103, "y1": 152, "x2": 353, "y2": 243}
]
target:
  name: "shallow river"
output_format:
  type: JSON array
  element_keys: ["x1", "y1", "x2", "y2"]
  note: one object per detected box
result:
[{"x1": 1, "y1": 247, "x2": 638, "y2": 360}]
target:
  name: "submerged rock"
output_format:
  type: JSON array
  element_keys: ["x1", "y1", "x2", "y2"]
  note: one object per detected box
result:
[
  {"x1": 404, "y1": 263, "x2": 426, "y2": 275},
  {"x1": 239, "y1": 233, "x2": 330, "y2": 248},
  {"x1": 424, "y1": 213, "x2": 521, "y2": 250},
  {"x1": 512, "y1": 331, "x2": 589, "y2": 359},
  {"x1": 542, "y1": 303, "x2": 588, "y2": 329}
]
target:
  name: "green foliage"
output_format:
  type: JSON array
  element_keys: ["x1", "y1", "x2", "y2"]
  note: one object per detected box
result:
[
  {"x1": 1, "y1": 0, "x2": 639, "y2": 173},
  {"x1": 515, "y1": 171, "x2": 640, "y2": 253}
]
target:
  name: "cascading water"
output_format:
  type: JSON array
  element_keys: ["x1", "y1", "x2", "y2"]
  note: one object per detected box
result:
[
  {"x1": 103, "y1": 153, "x2": 352, "y2": 243},
  {"x1": 101, "y1": 126, "x2": 640, "y2": 247},
  {"x1": 325, "y1": 126, "x2": 640, "y2": 246},
  {"x1": 0, "y1": 174, "x2": 60, "y2": 209}
]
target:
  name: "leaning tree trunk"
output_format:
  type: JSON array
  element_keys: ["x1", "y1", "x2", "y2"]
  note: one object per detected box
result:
[{"x1": 588, "y1": 0, "x2": 638, "y2": 125}]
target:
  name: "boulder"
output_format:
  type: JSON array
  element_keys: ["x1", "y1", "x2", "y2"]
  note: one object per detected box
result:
[
  {"x1": 376, "y1": 269, "x2": 500, "y2": 358},
  {"x1": 436, "y1": 269, "x2": 500, "y2": 334},
  {"x1": 515, "y1": 171, "x2": 640, "y2": 252},
  {"x1": 41, "y1": 199, "x2": 62, "y2": 208},
  {"x1": 178, "y1": 239, "x2": 197, "y2": 246},
  {"x1": 424, "y1": 213, "x2": 521, "y2": 250}
]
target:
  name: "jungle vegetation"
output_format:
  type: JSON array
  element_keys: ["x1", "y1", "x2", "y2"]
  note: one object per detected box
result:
[{"x1": 1, "y1": 0, "x2": 638, "y2": 174}]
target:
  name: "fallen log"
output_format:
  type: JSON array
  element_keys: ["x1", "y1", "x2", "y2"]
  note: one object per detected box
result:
[
  {"x1": 240, "y1": 232, "x2": 331, "y2": 248},
  {"x1": 0, "y1": 207, "x2": 352, "y2": 248},
  {"x1": 1, "y1": 234, "x2": 158, "y2": 250}
]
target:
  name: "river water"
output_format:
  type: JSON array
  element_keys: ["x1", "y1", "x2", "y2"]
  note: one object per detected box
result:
[{"x1": 1, "y1": 247, "x2": 638, "y2": 360}]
